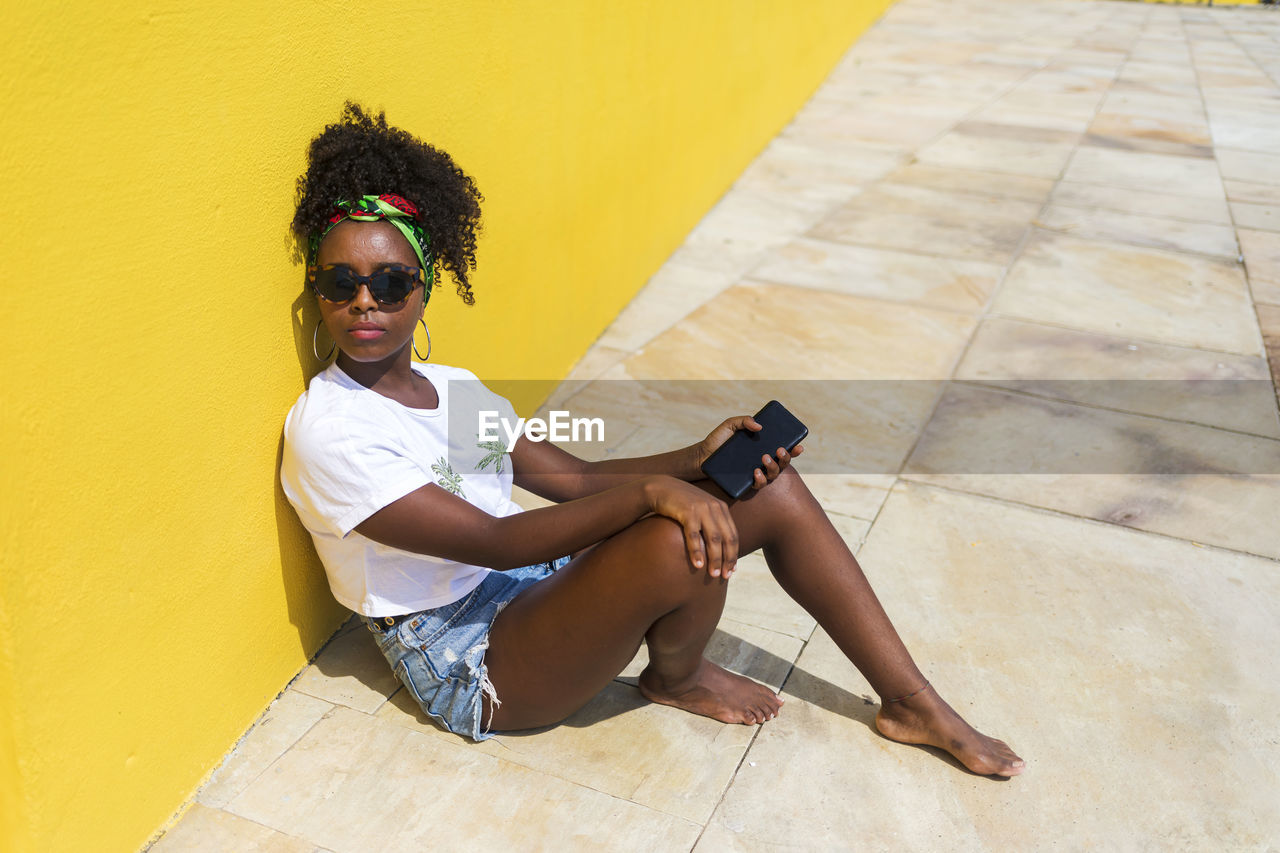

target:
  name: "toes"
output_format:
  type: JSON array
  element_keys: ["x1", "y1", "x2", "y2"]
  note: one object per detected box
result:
[{"x1": 982, "y1": 752, "x2": 1025, "y2": 776}]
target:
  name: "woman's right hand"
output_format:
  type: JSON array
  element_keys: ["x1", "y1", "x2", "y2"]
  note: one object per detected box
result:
[{"x1": 641, "y1": 476, "x2": 739, "y2": 579}]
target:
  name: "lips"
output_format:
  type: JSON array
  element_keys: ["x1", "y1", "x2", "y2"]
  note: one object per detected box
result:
[{"x1": 347, "y1": 322, "x2": 385, "y2": 340}]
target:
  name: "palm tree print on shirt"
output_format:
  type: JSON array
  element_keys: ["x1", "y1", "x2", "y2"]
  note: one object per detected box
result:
[
  {"x1": 476, "y1": 440, "x2": 506, "y2": 474},
  {"x1": 431, "y1": 457, "x2": 465, "y2": 498}
]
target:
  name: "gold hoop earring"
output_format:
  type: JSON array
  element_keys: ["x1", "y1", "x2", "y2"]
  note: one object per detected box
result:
[
  {"x1": 312, "y1": 319, "x2": 335, "y2": 361},
  {"x1": 413, "y1": 317, "x2": 432, "y2": 361}
]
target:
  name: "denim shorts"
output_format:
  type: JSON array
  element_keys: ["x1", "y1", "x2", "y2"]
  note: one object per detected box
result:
[{"x1": 363, "y1": 556, "x2": 569, "y2": 741}]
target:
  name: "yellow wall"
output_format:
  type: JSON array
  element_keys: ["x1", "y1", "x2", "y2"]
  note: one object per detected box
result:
[{"x1": 0, "y1": 2, "x2": 891, "y2": 850}]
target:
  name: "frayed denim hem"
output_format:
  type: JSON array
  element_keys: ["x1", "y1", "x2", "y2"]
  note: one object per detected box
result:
[{"x1": 369, "y1": 557, "x2": 568, "y2": 743}]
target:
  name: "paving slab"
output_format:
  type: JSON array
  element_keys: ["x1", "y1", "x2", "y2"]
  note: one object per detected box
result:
[
  {"x1": 150, "y1": 803, "x2": 316, "y2": 853},
  {"x1": 1216, "y1": 147, "x2": 1280, "y2": 185},
  {"x1": 971, "y1": 101, "x2": 1093, "y2": 132},
  {"x1": 784, "y1": 104, "x2": 956, "y2": 151},
  {"x1": 913, "y1": 123, "x2": 1078, "y2": 178},
  {"x1": 719, "y1": 553, "x2": 821, "y2": 641},
  {"x1": 750, "y1": 237, "x2": 1005, "y2": 313},
  {"x1": 803, "y1": 473, "x2": 896, "y2": 521},
  {"x1": 610, "y1": 282, "x2": 977, "y2": 381},
  {"x1": 375, "y1": 680, "x2": 759, "y2": 825},
  {"x1": 1049, "y1": 180, "x2": 1231, "y2": 224},
  {"x1": 1207, "y1": 103, "x2": 1280, "y2": 153},
  {"x1": 703, "y1": 483, "x2": 1280, "y2": 850},
  {"x1": 996, "y1": 88, "x2": 1106, "y2": 120},
  {"x1": 1095, "y1": 89, "x2": 1206, "y2": 124},
  {"x1": 812, "y1": 182, "x2": 1041, "y2": 264},
  {"x1": 593, "y1": 261, "x2": 735, "y2": 353},
  {"x1": 1034, "y1": 203, "x2": 1239, "y2": 258},
  {"x1": 225, "y1": 708, "x2": 701, "y2": 851},
  {"x1": 287, "y1": 617, "x2": 399, "y2": 715},
  {"x1": 1231, "y1": 201, "x2": 1280, "y2": 233},
  {"x1": 1061, "y1": 146, "x2": 1223, "y2": 197},
  {"x1": 906, "y1": 472, "x2": 1280, "y2": 564},
  {"x1": 1240, "y1": 228, "x2": 1280, "y2": 305},
  {"x1": 884, "y1": 162, "x2": 1056, "y2": 202},
  {"x1": 198, "y1": 692, "x2": 333, "y2": 809},
  {"x1": 905, "y1": 382, "x2": 1280, "y2": 477},
  {"x1": 1084, "y1": 116, "x2": 1214, "y2": 158},
  {"x1": 736, "y1": 137, "x2": 904, "y2": 199},
  {"x1": 955, "y1": 316, "x2": 1278, "y2": 436},
  {"x1": 991, "y1": 230, "x2": 1258, "y2": 354}
]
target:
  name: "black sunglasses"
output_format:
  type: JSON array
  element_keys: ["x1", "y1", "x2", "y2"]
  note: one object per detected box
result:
[{"x1": 307, "y1": 263, "x2": 427, "y2": 306}]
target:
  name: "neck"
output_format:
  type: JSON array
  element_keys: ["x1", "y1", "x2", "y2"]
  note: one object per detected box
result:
[{"x1": 334, "y1": 345, "x2": 417, "y2": 392}]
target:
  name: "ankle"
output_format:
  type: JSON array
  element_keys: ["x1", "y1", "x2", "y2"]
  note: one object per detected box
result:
[
  {"x1": 877, "y1": 682, "x2": 943, "y2": 720},
  {"x1": 884, "y1": 679, "x2": 930, "y2": 704},
  {"x1": 639, "y1": 661, "x2": 700, "y2": 694}
]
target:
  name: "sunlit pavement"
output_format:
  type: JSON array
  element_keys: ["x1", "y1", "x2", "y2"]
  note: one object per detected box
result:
[{"x1": 154, "y1": 0, "x2": 1280, "y2": 848}]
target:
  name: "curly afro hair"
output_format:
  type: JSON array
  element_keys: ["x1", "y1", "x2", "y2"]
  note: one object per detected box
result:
[{"x1": 292, "y1": 102, "x2": 483, "y2": 305}]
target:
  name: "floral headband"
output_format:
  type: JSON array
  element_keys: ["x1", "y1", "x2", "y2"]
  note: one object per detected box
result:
[{"x1": 307, "y1": 193, "x2": 433, "y2": 286}]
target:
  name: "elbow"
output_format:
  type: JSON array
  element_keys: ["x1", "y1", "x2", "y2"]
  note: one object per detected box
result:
[{"x1": 563, "y1": 459, "x2": 597, "y2": 501}]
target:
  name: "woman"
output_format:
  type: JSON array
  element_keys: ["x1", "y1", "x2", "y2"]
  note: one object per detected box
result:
[{"x1": 281, "y1": 104, "x2": 1024, "y2": 777}]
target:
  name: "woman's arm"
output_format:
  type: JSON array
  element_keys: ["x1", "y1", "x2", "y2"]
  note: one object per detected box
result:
[
  {"x1": 513, "y1": 416, "x2": 802, "y2": 503},
  {"x1": 355, "y1": 413, "x2": 802, "y2": 578},
  {"x1": 509, "y1": 437, "x2": 699, "y2": 503},
  {"x1": 355, "y1": 473, "x2": 742, "y2": 577}
]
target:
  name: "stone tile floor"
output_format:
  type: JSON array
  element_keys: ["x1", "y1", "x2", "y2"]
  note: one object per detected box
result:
[{"x1": 153, "y1": 0, "x2": 1280, "y2": 848}]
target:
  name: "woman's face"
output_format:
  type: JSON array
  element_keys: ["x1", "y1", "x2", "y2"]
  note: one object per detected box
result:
[{"x1": 315, "y1": 220, "x2": 426, "y2": 365}]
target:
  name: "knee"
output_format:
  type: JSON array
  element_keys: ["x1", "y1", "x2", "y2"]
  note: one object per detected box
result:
[
  {"x1": 628, "y1": 516, "x2": 695, "y2": 572},
  {"x1": 773, "y1": 465, "x2": 805, "y2": 492},
  {"x1": 619, "y1": 516, "x2": 717, "y2": 592},
  {"x1": 748, "y1": 465, "x2": 815, "y2": 516}
]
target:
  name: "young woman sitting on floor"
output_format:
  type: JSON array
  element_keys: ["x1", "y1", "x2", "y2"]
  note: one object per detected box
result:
[{"x1": 281, "y1": 103, "x2": 1024, "y2": 777}]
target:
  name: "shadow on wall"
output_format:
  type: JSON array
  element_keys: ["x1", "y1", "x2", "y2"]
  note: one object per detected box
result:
[
  {"x1": 274, "y1": 282, "x2": 349, "y2": 656},
  {"x1": 291, "y1": 280, "x2": 331, "y2": 385}
]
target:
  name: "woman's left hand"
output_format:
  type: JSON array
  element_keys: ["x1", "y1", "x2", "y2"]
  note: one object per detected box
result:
[{"x1": 694, "y1": 416, "x2": 804, "y2": 491}]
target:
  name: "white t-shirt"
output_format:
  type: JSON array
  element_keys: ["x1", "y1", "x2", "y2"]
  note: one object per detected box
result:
[{"x1": 280, "y1": 361, "x2": 525, "y2": 616}]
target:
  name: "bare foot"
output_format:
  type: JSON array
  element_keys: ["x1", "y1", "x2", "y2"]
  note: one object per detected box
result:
[
  {"x1": 875, "y1": 684, "x2": 1025, "y2": 777},
  {"x1": 639, "y1": 658, "x2": 783, "y2": 725}
]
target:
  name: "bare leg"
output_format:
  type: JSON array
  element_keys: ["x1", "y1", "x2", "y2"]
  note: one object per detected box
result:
[
  {"x1": 484, "y1": 516, "x2": 783, "y2": 731},
  {"x1": 637, "y1": 591, "x2": 785, "y2": 725},
  {"x1": 710, "y1": 468, "x2": 1025, "y2": 777},
  {"x1": 486, "y1": 468, "x2": 1022, "y2": 776}
]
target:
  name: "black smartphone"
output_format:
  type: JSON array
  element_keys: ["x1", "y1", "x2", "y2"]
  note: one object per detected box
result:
[{"x1": 700, "y1": 400, "x2": 809, "y2": 499}]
